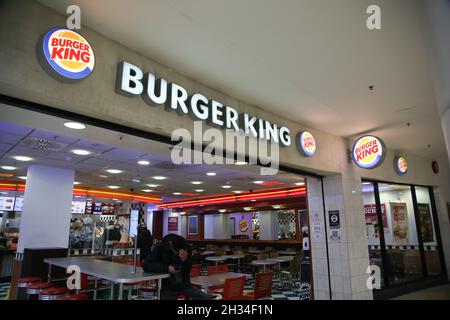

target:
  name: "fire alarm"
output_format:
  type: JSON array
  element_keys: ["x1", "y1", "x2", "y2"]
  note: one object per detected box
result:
[{"x1": 432, "y1": 161, "x2": 439, "y2": 174}]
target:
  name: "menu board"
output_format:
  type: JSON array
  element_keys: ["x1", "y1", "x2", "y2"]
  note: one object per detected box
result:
[
  {"x1": 391, "y1": 202, "x2": 409, "y2": 245},
  {"x1": 0, "y1": 197, "x2": 15, "y2": 211},
  {"x1": 129, "y1": 209, "x2": 139, "y2": 237},
  {"x1": 71, "y1": 201, "x2": 86, "y2": 214},
  {"x1": 13, "y1": 197, "x2": 24, "y2": 211},
  {"x1": 83, "y1": 201, "x2": 114, "y2": 215}
]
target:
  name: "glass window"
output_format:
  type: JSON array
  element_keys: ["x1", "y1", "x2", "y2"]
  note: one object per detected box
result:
[
  {"x1": 378, "y1": 183, "x2": 423, "y2": 285},
  {"x1": 415, "y1": 186, "x2": 443, "y2": 276},
  {"x1": 362, "y1": 181, "x2": 386, "y2": 288}
]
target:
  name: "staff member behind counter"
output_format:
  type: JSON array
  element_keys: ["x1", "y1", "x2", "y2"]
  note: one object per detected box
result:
[{"x1": 142, "y1": 234, "x2": 208, "y2": 300}]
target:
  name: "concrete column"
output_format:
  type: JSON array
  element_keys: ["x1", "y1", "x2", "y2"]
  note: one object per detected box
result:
[
  {"x1": 259, "y1": 211, "x2": 279, "y2": 240},
  {"x1": 17, "y1": 165, "x2": 74, "y2": 253}
]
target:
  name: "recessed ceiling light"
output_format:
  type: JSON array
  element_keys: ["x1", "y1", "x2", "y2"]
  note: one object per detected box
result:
[
  {"x1": 106, "y1": 169, "x2": 123, "y2": 174},
  {"x1": 253, "y1": 181, "x2": 264, "y2": 184},
  {"x1": 64, "y1": 122, "x2": 86, "y2": 130},
  {"x1": 219, "y1": 209, "x2": 226, "y2": 213},
  {"x1": 1, "y1": 166, "x2": 16, "y2": 171},
  {"x1": 98, "y1": 175, "x2": 108, "y2": 178},
  {"x1": 147, "y1": 184, "x2": 158, "y2": 188},
  {"x1": 152, "y1": 176, "x2": 166, "y2": 180},
  {"x1": 71, "y1": 149, "x2": 91, "y2": 156},
  {"x1": 173, "y1": 192, "x2": 181, "y2": 195},
  {"x1": 132, "y1": 178, "x2": 141, "y2": 183},
  {"x1": 141, "y1": 189, "x2": 153, "y2": 193},
  {"x1": 250, "y1": 199, "x2": 256, "y2": 202},
  {"x1": 233, "y1": 190, "x2": 242, "y2": 194},
  {"x1": 195, "y1": 189, "x2": 204, "y2": 193},
  {"x1": 235, "y1": 161, "x2": 247, "y2": 165},
  {"x1": 74, "y1": 195, "x2": 81, "y2": 198},
  {"x1": 191, "y1": 181, "x2": 202, "y2": 185},
  {"x1": 108, "y1": 185, "x2": 120, "y2": 189},
  {"x1": 206, "y1": 172, "x2": 216, "y2": 176},
  {"x1": 222, "y1": 185, "x2": 232, "y2": 189},
  {"x1": 294, "y1": 182, "x2": 305, "y2": 186},
  {"x1": 73, "y1": 181, "x2": 81, "y2": 185},
  {"x1": 116, "y1": 200, "x2": 122, "y2": 203},
  {"x1": 13, "y1": 156, "x2": 33, "y2": 162},
  {"x1": 243, "y1": 207, "x2": 252, "y2": 211},
  {"x1": 112, "y1": 198, "x2": 119, "y2": 201},
  {"x1": 272, "y1": 205, "x2": 282, "y2": 209},
  {"x1": 137, "y1": 160, "x2": 150, "y2": 166},
  {"x1": 18, "y1": 176, "x2": 27, "y2": 180}
]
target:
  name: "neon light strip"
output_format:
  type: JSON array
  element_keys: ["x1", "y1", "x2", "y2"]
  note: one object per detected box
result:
[
  {"x1": 0, "y1": 180, "x2": 161, "y2": 204},
  {"x1": 159, "y1": 187, "x2": 306, "y2": 209}
]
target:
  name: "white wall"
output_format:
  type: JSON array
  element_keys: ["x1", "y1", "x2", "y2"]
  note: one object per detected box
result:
[{"x1": 204, "y1": 214, "x2": 229, "y2": 239}]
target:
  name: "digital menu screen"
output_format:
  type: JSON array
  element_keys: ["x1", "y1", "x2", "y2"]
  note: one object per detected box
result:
[
  {"x1": 71, "y1": 201, "x2": 86, "y2": 214},
  {"x1": 83, "y1": 201, "x2": 114, "y2": 215},
  {"x1": 0, "y1": 197, "x2": 15, "y2": 211},
  {"x1": 13, "y1": 197, "x2": 24, "y2": 211}
]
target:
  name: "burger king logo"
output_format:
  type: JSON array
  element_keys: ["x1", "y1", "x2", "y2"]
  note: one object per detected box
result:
[
  {"x1": 394, "y1": 156, "x2": 408, "y2": 175},
  {"x1": 38, "y1": 28, "x2": 95, "y2": 81},
  {"x1": 352, "y1": 135, "x2": 386, "y2": 169},
  {"x1": 239, "y1": 219, "x2": 248, "y2": 232},
  {"x1": 296, "y1": 131, "x2": 316, "y2": 157}
]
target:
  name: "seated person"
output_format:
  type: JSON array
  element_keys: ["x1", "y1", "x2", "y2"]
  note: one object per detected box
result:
[{"x1": 142, "y1": 233, "x2": 208, "y2": 300}]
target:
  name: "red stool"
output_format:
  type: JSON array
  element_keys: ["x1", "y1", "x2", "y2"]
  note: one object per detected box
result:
[
  {"x1": 16, "y1": 277, "x2": 42, "y2": 300},
  {"x1": 56, "y1": 293, "x2": 89, "y2": 300},
  {"x1": 39, "y1": 287, "x2": 70, "y2": 300},
  {"x1": 26, "y1": 282, "x2": 53, "y2": 300}
]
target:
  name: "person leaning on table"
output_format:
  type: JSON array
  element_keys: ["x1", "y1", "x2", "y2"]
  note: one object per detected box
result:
[{"x1": 142, "y1": 233, "x2": 209, "y2": 300}]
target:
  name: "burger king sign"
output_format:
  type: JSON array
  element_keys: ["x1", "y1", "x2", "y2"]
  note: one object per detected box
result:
[
  {"x1": 351, "y1": 135, "x2": 386, "y2": 169},
  {"x1": 394, "y1": 156, "x2": 408, "y2": 175},
  {"x1": 296, "y1": 131, "x2": 316, "y2": 157},
  {"x1": 38, "y1": 28, "x2": 95, "y2": 81}
]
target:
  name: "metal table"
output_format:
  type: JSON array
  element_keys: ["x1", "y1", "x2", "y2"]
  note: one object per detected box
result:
[
  {"x1": 278, "y1": 251, "x2": 297, "y2": 256},
  {"x1": 200, "y1": 250, "x2": 217, "y2": 256},
  {"x1": 190, "y1": 272, "x2": 250, "y2": 294},
  {"x1": 44, "y1": 257, "x2": 169, "y2": 300},
  {"x1": 251, "y1": 259, "x2": 277, "y2": 272},
  {"x1": 267, "y1": 256, "x2": 294, "y2": 286},
  {"x1": 224, "y1": 254, "x2": 246, "y2": 272}
]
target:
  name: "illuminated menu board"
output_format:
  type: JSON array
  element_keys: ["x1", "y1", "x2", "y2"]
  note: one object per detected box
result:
[
  {"x1": 84, "y1": 201, "x2": 114, "y2": 215},
  {"x1": 71, "y1": 201, "x2": 86, "y2": 214},
  {"x1": 14, "y1": 197, "x2": 24, "y2": 211},
  {"x1": 0, "y1": 197, "x2": 15, "y2": 211}
]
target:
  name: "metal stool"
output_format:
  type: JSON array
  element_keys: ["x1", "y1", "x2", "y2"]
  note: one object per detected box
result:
[
  {"x1": 56, "y1": 293, "x2": 89, "y2": 300},
  {"x1": 39, "y1": 287, "x2": 70, "y2": 300},
  {"x1": 16, "y1": 277, "x2": 41, "y2": 300},
  {"x1": 26, "y1": 282, "x2": 53, "y2": 300}
]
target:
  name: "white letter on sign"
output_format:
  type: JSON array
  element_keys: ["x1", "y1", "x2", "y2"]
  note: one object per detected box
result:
[
  {"x1": 116, "y1": 61, "x2": 144, "y2": 96},
  {"x1": 66, "y1": 265, "x2": 81, "y2": 290}
]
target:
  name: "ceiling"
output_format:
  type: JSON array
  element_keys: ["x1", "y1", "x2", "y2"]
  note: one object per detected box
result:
[
  {"x1": 0, "y1": 104, "x2": 305, "y2": 203},
  {"x1": 37, "y1": 0, "x2": 446, "y2": 158}
]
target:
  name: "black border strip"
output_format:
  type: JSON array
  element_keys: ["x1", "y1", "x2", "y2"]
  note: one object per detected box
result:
[{"x1": 0, "y1": 94, "x2": 322, "y2": 179}]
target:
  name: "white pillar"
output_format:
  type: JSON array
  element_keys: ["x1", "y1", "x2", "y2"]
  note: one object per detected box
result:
[
  {"x1": 259, "y1": 211, "x2": 278, "y2": 240},
  {"x1": 17, "y1": 165, "x2": 74, "y2": 253}
]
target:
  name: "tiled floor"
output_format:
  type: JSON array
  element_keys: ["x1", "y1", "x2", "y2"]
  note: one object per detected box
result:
[{"x1": 0, "y1": 282, "x2": 9, "y2": 300}]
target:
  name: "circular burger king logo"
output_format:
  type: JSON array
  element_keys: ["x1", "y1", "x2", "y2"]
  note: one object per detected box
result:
[
  {"x1": 296, "y1": 131, "x2": 316, "y2": 157},
  {"x1": 239, "y1": 219, "x2": 248, "y2": 232},
  {"x1": 394, "y1": 156, "x2": 408, "y2": 175},
  {"x1": 38, "y1": 28, "x2": 95, "y2": 81},
  {"x1": 352, "y1": 135, "x2": 386, "y2": 169}
]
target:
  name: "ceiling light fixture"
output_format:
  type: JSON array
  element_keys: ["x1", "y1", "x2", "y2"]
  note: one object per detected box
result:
[
  {"x1": 191, "y1": 181, "x2": 202, "y2": 185},
  {"x1": 108, "y1": 185, "x2": 120, "y2": 189},
  {"x1": 152, "y1": 176, "x2": 166, "y2": 180},
  {"x1": 18, "y1": 176, "x2": 27, "y2": 180},
  {"x1": 141, "y1": 189, "x2": 153, "y2": 193},
  {"x1": 73, "y1": 181, "x2": 81, "y2": 185},
  {"x1": 147, "y1": 184, "x2": 159, "y2": 188},
  {"x1": 195, "y1": 189, "x2": 204, "y2": 192},
  {"x1": 222, "y1": 185, "x2": 232, "y2": 189},
  {"x1": 106, "y1": 169, "x2": 123, "y2": 174},
  {"x1": 206, "y1": 172, "x2": 216, "y2": 176},
  {"x1": 173, "y1": 192, "x2": 181, "y2": 195},
  {"x1": 1, "y1": 166, "x2": 16, "y2": 171},
  {"x1": 233, "y1": 190, "x2": 242, "y2": 194},
  {"x1": 272, "y1": 205, "x2": 282, "y2": 209},
  {"x1": 137, "y1": 160, "x2": 150, "y2": 166},
  {"x1": 71, "y1": 149, "x2": 91, "y2": 156},
  {"x1": 218, "y1": 209, "x2": 226, "y2": 213},
  {"x1": 64, "y1": 122, "x2": 86, "y2": 130},
  {"x1": 132, "y1": 178, "x2": 141, "y2": 183},
  {"x1": 13, "y1": 156, "x2": 33, "y2": 162},
  {"x1": 254, "y1": 181, "x2": 264, "y2": 184},
  {"x1": 294, "y1": 182, "x2": 305, "y2": 186},
  {"x1": 235, "y1": 161, "x2": 247, "y2": 165},
  {"x1": 243, "y1": 207, "x2": 252, "y2": 211}
]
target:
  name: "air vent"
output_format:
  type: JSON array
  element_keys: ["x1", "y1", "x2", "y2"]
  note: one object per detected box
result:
[
  {"x1": 21, "y1": 137, "x2": 68, "y2": 151},
  {"x1": 153, "y1": 161, "x2": 196, "y2": 170}
]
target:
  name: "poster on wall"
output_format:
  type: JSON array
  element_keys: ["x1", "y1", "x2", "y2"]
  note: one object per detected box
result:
[
  {"x1": 364, "y1": 204, "x2": 388, "y2": 231},
  {"x1": 390, "y1": 202, "x2": 409, "y2": 245},
  {"x1": 418, "y1": 203, "x2": 434, "y2": 242},
  {"x1": 0, "y1": 197, "x2": 15, "y2": 211},
  {"x1": 168, "y1": 216, "x2": 178, "y2": 232},
  {"x1": 129, "y1": 209, "x2": 139, "y2": 238},
  {"x1": 188, "y1": 216, "x2": 198, "y2": 235}
]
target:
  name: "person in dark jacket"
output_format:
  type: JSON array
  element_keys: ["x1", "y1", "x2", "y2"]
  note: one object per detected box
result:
[
  {"x1": 137, "y1": 224, "x2": 153, "y2": 263},
  {"x1": 142, "y1": 234, "x2": 208, "y2": 300}
]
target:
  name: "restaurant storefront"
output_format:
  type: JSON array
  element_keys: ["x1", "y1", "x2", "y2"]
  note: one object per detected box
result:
[{"x1": 0, "y1": 0, "x2": 449, "y2": 300}]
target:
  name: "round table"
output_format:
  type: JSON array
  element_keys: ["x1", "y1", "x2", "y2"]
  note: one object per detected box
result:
[
  {"x1": 224, "y1": 254, "x2": 246, "y2": 272},
  {"x1": 251, "y1": 259, "x2": 277, "y2": 272},
  {"x1": 205, "y1": 256, "x2": 228, "y2": 272},
  {"x1": 278, "y1": 251, "x2": 297, "y2": 256},
  {"x1": 200, "y1": 250, "x2": 217, "y2": 256},
  {"x1": 267, "y1": 256, "x2": 294, "y2": 287}
]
